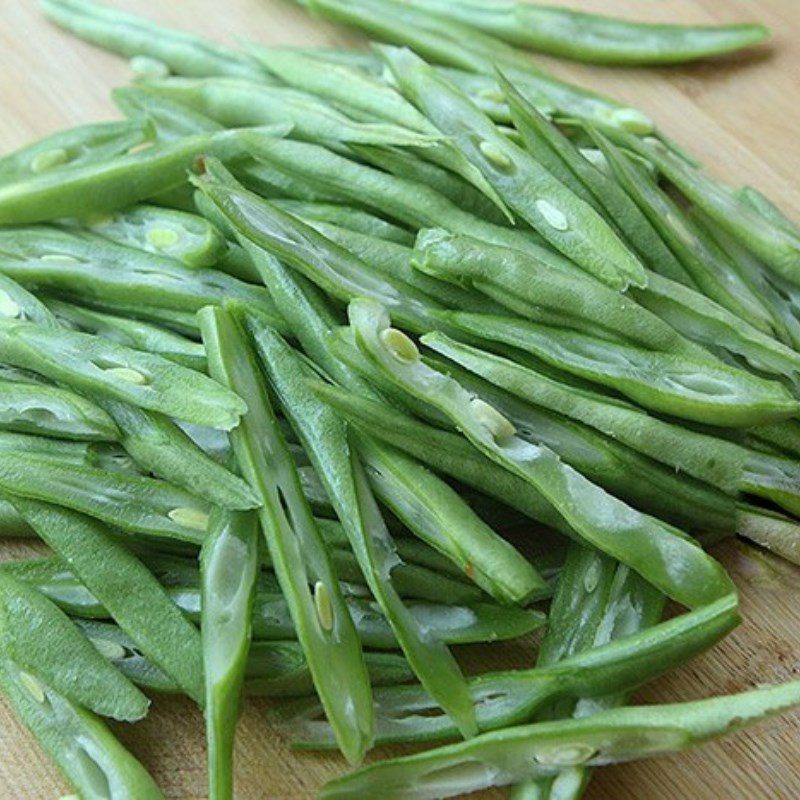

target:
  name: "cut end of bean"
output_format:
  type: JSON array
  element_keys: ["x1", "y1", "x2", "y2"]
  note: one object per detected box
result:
[
  {"x1": 609, "y1": 108, "x2": 654, "y2": 135},
  {"x1": 0, "y1": 291, "x2": 21, "y2": 319},
  {"x1": 89, "y1": 637, "x2": 127, "y2": 661},
  {"x1": 314, "y1": 581, "x2": 334, "y2": 632},
  {"x1": 469, "y1": 398, "x2": 516, "y2": 442},
  {"x1": 533, "y1": 743, "x2": 598, "y2": 767},
  {"x1": 168, "y1": 507, "x2": 210, "y2": 532},
  {"x1": 145, "y1": 227, "x2": 181, "y2": 249},
  {"x1": 535, "y1": 199, "x2": 570, "y2": 231},
  {"x1": 478, "y1": 140, "x2": 513, "y2": 170},
  {"x1": 129, "y1": 55, "x2": 170, "y2": 79},
  {"x1": 30, "y1": 148, "x2": 68, "y2": 174},
  {"x1": 104, "y1": 367, "x2": 148, "y2": 385},
  {"x1": 380, "y1": 328, "x2": 419, "y2": 363}
]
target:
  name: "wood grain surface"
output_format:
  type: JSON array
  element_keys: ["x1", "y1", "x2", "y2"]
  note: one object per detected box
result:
[{"x1": 1, "y1": 1, "x2": 800, "y2": 798}]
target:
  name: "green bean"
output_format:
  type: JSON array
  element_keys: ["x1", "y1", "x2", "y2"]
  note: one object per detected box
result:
[
  {"x1": 349, "y1": 299, "x2": 734, "y2": 608},
  {"x1": 0, "y1": 655, "x2": 164, "y2": 799},
  {"x1": 76, "y1": 203, "x2": 228, "y2": 268},
  {"x1": 0, "y1": 226, "x2": 283, "y2": 326},
  {"x1": 0, "y1": 430, "x2": 89, "y2": 463},
  {"x1": 429, "y1": 356, "x2": 735, "y2": 534},
  {"x1": 200, "y1": 305, "x2": 374, "y2": 764},
  {"x1": 382, "y1": 47, "x2": 646, "y2": 290},
  {"x1": 737, "y1": 507, "x2": 800, "y2": 567},
  {"x1": 201, "y1": 508, "x2": 259, "y2": 800},
  {"x1": 0, "y1": 452, "x2": 210, "y2": 543},
  {"x1": 113, "y1": 87, "x2": 224, "y2": 143},
  {"x1": 194, "y1": 161, "x2": 444, "y2": 333},
  {"x1": 501, "y1": 79, "x2": 691, "y2": 284},
  {"x1": 40, "y1": 0, "x2": 264, "y2": 79},
  {"x1": 285, "y1": 592, "x2": 735, "y2": 748},
  {"x1": 515, "y1": 546, "x2": 665, "y2": 799},
  {"x1": 588, "y1": 129, "x2": 776, "y2": 333},
  {"x1": 440, "y1": 310, "x2": 798, "y2": 427},
  {"x1": 412, "y1": 228, "x2": 693, "y2": 352},
  {"x1": 271, "y1": 200, "x2": 414, "y2": 245},
  {"x1": 401, "y1": 0, "x2": 769, "y2": 65},
  {"x1": 299, "y1": 0, "x2": 654, "y2": 132},
  {"x1": 234, "y1": 134, "x2": 564, "y2": 260},
  {"x1": 626, "y1": 135, "x2": 800, "y2": 287},
  {"x1": 140, "y1": 77, "x2": 445, "y2": 149},
  {"x1": 0, "y1": 117, "x2": 153, "y2": 183},
  {"x1": 320, "y1": 673, "x2": 800, "y2": 799},
  {"x1": 0, "y1": 570, "x2": 149, "y2": 722},
  {"x1": 0, "y1": 316, "x2": 246, "y2": 429},
  {"x1": 96, "y1": 399, "x2": 260, "y2": 511},
  {"x1": 11, "y1": 497, "x2": 205, "y2": 703},
  {"x1": 241, "y1": 309, "x2": 477, "y2": 738},
  {"x1": 0, "y1": 272, "x2": 59, "y2": 328},
  {"x1": 0, "y1": 126, "x2": 271, "y2": 225},
  {"x1": 736, "y1": 185, "x2": 800, "y2": 238},
  {"x1": 47, "y1": 300, "x2": 207, "y2": 370}
]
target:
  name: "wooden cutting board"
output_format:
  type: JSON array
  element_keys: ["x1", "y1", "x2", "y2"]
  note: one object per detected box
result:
[{"x1": 1, "y1": 1, "x2": 800, "y2": 798}]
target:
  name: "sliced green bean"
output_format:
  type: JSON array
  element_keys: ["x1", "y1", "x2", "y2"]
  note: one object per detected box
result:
[
  {"x1": 0, "y1": 316, "x2": 246, "y2": 430},
  {"x1": 440, "y1": 310, "x2": 798, "y2": 427},
  {"x1": 0, "y1": 272, "x2": 60, "y2": 328},
  {"x1": 736, "y1": 185, "x2": 800, "y2": 238},
  {"x1": 11, "y1": 497, "x2": 205, "y2": 703},
  {"x1": 47, "y1": 300, "x2": 207, "y2": 370},
  {"x1": 401, "y1": 0, "x2": 769, "y2": 65},
  {"x1": 382, "y1": 47, "x2": 645, "y2": 290},
  {"x1": 240, "y1": 308, "x2": 476, "y2": 739},
  {"x1": 97, "y1": 399, "x2": 260, "y2": 511},
  {"x1": 200, "y1": 305, "x2": 373, "y2": 764},
  {"x1": 319, "y1": 675, "x2": 800, "y2": 799},
  {"x1": 201, "y1": 508, "x2": 259, "y2": 800},
  {"x1": 0, "y1": 452, "x2": 209, "y2": 543},
  {"x1": 0, "y1": 116, "x2": 153, "y2": 183},
  {"x1": 349, "y1": 299, "x2": 733, "y2": 608},
  {"x1": 41, "y1": 0, "x2": 264, "y2": 79},
  {"x1": 0, "y1": 570, "x2": 149, "y2": 722},
  {"x1": 78, "y1": 203, "x2": 228, "y2": 267},
  {"x1": 0, "y1": 655, "x2": 164, "y2": 800}
]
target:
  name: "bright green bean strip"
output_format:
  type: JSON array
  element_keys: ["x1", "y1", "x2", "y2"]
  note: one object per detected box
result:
[
  {"x1": 271, "y1": 200, "x2": 414, "y2": 245},
  {"x1": 588, "y1": 129, "x2": 776, "y2": 333},
  {"x1": 113, "y1": 85, "x2": 224, "y2": 144},
  {"x1": 0, "y1": 317, "x2": 246, "y2": 430},
  {"x1": 47, "y1": 300, "x2": 207, "y2": 370},
  {"x1": 201, "y1": 508, "x2": 259, "y2": 800},
  {"x1": 381, "y1": 47, "x2": 646, "y2": 290},
  {"x1": 629, "y1": 135, "x2": 800, "y2": 287},
  {"x1": 0, "y1": 117, "x2": 153, "y2": 182},
  {"x1": 440, "y1": 310, "x2": 798, "y2": 427},
  {"x1": 412, "y1": 228, "x2": 692, "y2": 351},
  {"x1": 0, "y1": 226, "x2": 283, "y2": 325},
  {"x1": 195, "y1": 161, "x2": 443, "y2": 332},
  {"x1": 11, "y1": 497, "x2": 205, "y2": 703},
  {"x1": 40, "y1": 0, "x2": 263, "y2": 78},
  {"x1": 0, "y1": 377, "x2": 119, "y2": 441},
  {"x1": 319, "y1": 671, "x2": 799, "y2": 798},
  {"x1": 97, "y1": 399, "x2": 260, "y2": 511},
  {"x1": 0, "y1": 655, "x2": 164, "y2": 800},
  {"x1": 0, "y1": 125, "x2": 270, "y2": 224},
  {"x1": 349, "y1": 299, "x2": 733, "y2": 608},
  {"x1": 80, "y1": 203, "x2": 228, "y2": 267},
  {"x1": 299, "y1": 0, "x2": 653, "y2": 132},
  {"x1": 200, "y1": 305, "x2": 373, "y2": 765},
  {"x1": 401, "y1": 0, "x2": 769, "y2": 65},
  {"x1": 241, "y1": 309, "x2": 476, "y2": 738},
  {"x1": 141, "y1": 77, "x2": 442, "y2": 148},
  {"x1": 0, "y1": 570, "x2": 149, "y2": 722},
  {"x1": 285, "y1": 592, "x2": 735, "y2": 748},
  {"x1": 0, "y1": 452, "x2": 209, "y2": 543}
]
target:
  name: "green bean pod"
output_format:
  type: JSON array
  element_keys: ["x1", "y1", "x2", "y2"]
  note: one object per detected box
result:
[
  {"x1": 401, "y1": 0, "x2": 769, "y2": 65},
  {"x1": 0, "y1": 317, "x2": 247, "y2": 430},
  {"x1": 349, "y1": 299, "x2": 734, "y2": 608},
  {"x1": 40, "y1": 0, "x2": 264, "y2": 79},
  {"x1": 0, "y1": 452, "x2": 210, "y2": 542},
  {"x1": 200, "y1": 305, "x2": 374, "y2": 765},
  {"x1": 0, "y1": 570, "x2": 149, "y2": 722},
  {"x1": 11, "y1": 497, "x2": 205, "y2": 704},
  {"x1": 0, "y1": 272, "x2": 60, "y2": 328},
  {"x1": 319, "y1": 676, "x2": 800, "y2": 799},
  {"x1": 201, "y1": 508, "x2": 259, "y2": 800},
  {"x1": 0, "y1": 656, "x2": 164, "y2": 799}
]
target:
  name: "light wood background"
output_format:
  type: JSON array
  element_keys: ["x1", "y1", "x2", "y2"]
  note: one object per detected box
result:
[{"x1": 1, "y1": 1, "x2": 800, "y2": 798}]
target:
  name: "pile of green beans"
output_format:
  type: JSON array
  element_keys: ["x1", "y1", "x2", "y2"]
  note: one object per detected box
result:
[{"x1": 0, "y1": 1, "x2": 797, "y2": 799}]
